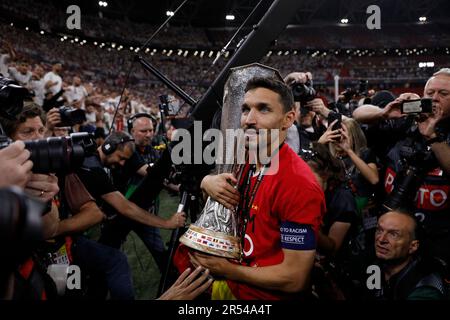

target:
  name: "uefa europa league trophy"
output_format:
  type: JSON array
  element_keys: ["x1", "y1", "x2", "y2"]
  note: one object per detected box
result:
[{"x1": 179, "y1": 63, "x2": 284, "y2": 259}]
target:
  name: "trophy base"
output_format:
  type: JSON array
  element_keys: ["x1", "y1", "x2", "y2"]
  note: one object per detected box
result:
[{"x1": 180, "y1": 225, "x2": 241, "y2": 259}]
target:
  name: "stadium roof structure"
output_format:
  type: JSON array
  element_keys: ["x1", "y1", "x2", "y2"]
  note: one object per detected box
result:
[{"x1": 43, "y1": 0, "x2": 450, "y2": 28}]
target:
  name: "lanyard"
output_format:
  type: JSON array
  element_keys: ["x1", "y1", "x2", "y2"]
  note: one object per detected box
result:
[
  {"x1": 238, "y1": 164, "x2": 267, "y2": 260},
  {"x1": 237, "y1": 143, "x2": 283, "y2": 260}
]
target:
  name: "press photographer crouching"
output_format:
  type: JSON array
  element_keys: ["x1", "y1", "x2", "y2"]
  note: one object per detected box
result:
[
  {"x1": 0, "y1": 101, "x2": 64, "y2": 229},
  {"x1": 353, "y1": 68, "x2": 450, "y2": 278},
  {"x1": 368, "y1": 210, "x2": 446, "y2": 300},
  {"x1": 98, "y1": 113, "x2": 169, "y2": 273}
]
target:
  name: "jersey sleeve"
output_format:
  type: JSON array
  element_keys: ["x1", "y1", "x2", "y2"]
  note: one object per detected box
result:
[{"x1": 272, "y1": 175, "x2": 326, "y2": 235}]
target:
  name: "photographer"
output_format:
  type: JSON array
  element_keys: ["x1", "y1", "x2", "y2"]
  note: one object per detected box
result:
[
  {"x1": 76, "y1": 130, "x2": 185, "y2": 231},
  {"x1": 356, "y1": 69, "x2": 450, "y2": 270},
  {"x1": 0, "y1": 101, "x2": 140, "y2": 300},
  {"x1": 0, "y1": 103, "x2": 59, "y2": 220},
  {"x1": 367, "y1": 210, "x2": 446, "y2": 300},
  {"x1": 284, "y1": 72, "x2": 328, "y2": 158},
  {"x1": 335, "y1": 80, "x2": 371, "y2": 118},
  {"x1": 98, "y1": 114, "x2": 169, "y2": 272},
  {"x1": 306, "y1": 143, "x2": 361, "y2": 300}
]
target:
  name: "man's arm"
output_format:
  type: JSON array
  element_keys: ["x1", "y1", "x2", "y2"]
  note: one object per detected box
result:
[
  {"x1": 353, "y1": 93, "x2": 420, "y2": 124},
  {"x1": 200, "y1": 173, "x2": 240, "y2": 210},
  {"x1": 352, "y1": 104, "x2": 386, "y2": 124},
  {"x1": 191, "y1": 248, "x2": 315, "y2": 293},
  {"x1": 136, "y1": 164, "x2": 149, "y2": 176},
  {"x1": 102, "y1": 191, "x2": 185, "y2": 229},
  {"x1": 318, "y1": 222, "x2": 351, "y2": 256},
  {"x1": 55, "y1": 201, "x2": 104, "y2": 236},
  {"x1": 430, "y1": 142, "x2": 450, "y2": 175},
  {"x1": 418, "y1": 106, "x2": 450, "y2": 175}
]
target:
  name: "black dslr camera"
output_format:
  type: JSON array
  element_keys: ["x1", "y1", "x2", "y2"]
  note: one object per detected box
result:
[
  {"x1": 291, "y1": 79, "x2": 317, "y2": 106},
  {"x1": 0, "y1": 133, "x2": 96, "y2": 174},
  {"x1": 382, "y1": 126, "x2": 437, "y2": 212},
  {"x1": 58, "y1": 106, "x2": 86, "y2": 127},
  {"x1": 0, "y1": 76, "x2": 31, "y2": 119},
  {"x1": 342, "y1": 80, "x2": 369, "y2": 103},
  {"x1": 0, "y1": 187, "x2": 45, "y2": 276}
]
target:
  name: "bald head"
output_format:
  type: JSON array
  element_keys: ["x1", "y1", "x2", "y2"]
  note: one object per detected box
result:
[{"x1": 375, "y1": 210, "x2": 419, "y2": 261}]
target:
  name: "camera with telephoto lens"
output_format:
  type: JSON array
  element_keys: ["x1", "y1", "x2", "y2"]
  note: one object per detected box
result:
[
  {"x1": 0, "y1": 132, "x2": 97, "y2": 174},
  {"x1": 342, "y1": 80, "x2": 369, "y2": 103},
  {"x1": 0, "y1": 76, "x2": 96, "y2": 174},
  {"x1": 382, "y1": 126, "x2": 437, "y2": 212},
  {"x1": 0, "y1": 186, "x2": 45, "y2": 291},
  {"x1": 291, "y1": 79, "x2": 317, "y2": 105}
]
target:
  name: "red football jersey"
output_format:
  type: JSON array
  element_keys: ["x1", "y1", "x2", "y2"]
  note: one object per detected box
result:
[{"x1": 227, "y1": 144, "x2": 325, "y2": 300}]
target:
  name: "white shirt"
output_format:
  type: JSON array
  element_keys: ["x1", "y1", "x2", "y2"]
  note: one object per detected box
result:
[
  {"x1": 8, "y1": 67, "x2": 32, "y2": 86},
  {"x1": 85, "y1": 111, "x2": 97, "y2": 125},
  {"x1": 43, "y1": 71, "x2": 62, "y2": 95},
  {"x1": 65, "y1": 85, "x2": 88, "y2": 109},
  {"x1": 29, "y1": 78, "x2": 46, "y2": 106},
  {"x1": 0, "y1": 54, "x2": 10, "y2": 77},
  {"x1": 285, "y1": 124, "x2": 300, "y2": 154}
]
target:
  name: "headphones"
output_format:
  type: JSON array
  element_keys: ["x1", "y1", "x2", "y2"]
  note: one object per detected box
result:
[
  {"x1": 101, "y1": 134, "x2": 135, "y2": 155},
  {"x1": 127, "y1": 113, "x2": 154, "y2": 133}
]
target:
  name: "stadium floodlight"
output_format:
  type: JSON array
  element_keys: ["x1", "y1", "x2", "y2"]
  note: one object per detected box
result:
[
  {"x1": 419, "y1": 62, "x2": 435, "y2": 68},
  {"x1": 226, "y1": 15, "x2": 235, "y2": 21},
  {"x1": 166, "y1": 11, "x2": 174, "y2": 17},
  {"x1": 340, "y1": 18, "x2": 349, "y2": 24}
]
